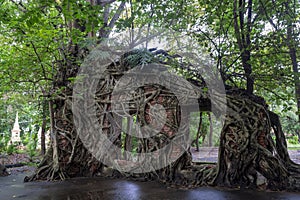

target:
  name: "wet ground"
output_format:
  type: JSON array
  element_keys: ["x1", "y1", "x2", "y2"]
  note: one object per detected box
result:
[
  {"x1": 2, "y1": 172, "x2": 300, "y2": 200},
  {"x1": 1, "y1": 148, "x2": 300, "y2": 200}
]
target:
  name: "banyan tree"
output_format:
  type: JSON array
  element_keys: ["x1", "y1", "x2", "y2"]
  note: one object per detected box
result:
[{"x1": 25, "y1": 38, "x2": 300, "y2": 191}]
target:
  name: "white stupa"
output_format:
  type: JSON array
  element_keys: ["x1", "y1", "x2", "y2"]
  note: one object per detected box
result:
[{"x1": 10, "y1": 112, "x2": 22, "y2": 144}]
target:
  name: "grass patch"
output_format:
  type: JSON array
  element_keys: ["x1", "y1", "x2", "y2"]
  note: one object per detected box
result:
[{"x1": 287, "y1": 143, "x2": 300, "y2": 150}]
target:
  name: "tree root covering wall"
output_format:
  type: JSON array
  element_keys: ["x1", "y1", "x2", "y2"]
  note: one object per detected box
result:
[{"x1": 25, "y1": 53, "x2": 300, "y2": 191}]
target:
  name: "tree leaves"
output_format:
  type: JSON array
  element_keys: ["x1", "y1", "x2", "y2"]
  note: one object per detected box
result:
[{"x1": 0, "y1": 0, "x2": 299, "y2": 135}]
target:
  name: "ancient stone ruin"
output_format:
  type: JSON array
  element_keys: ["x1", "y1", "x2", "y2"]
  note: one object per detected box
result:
[{"x1": 26, "y1": 49, "x2": 300, "y2": 191}]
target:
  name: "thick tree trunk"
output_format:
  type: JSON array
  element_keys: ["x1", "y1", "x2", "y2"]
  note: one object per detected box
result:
[
  {"x1": 214, "y1": 95, "x2": 270, "y2": 188},
  {"x1": 24, "y1": 0, "x2": 128, "y2": 181},
  {"x1": 212, "y1": 90, "x2": 300, "y2": 190}
]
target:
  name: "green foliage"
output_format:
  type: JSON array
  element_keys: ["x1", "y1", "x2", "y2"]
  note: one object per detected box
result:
[
  {"x1": 190, "y1": 112, "x2": 220, "y2": 147},
  {"x1": 0, "y1": 0, "x2": 299, "y2": 153},
  {"x1": 0, "y1": 131, "x2": 11, "y2": 153},
  {"x1": 21, "y1": 130, "x2": 39, "y2": 158},
  {"x1": 6, "y1": 144, "x2": 17, "y2": 155},
  {"x1": 261, "y1": 86, "x2": 300, "y2": 139},
  {"x1": 122, "y1": 49, "x2": 155, "y2": 67},
  {"x1": 288, "y1": 135, "x2": 299, "y2": 145}
]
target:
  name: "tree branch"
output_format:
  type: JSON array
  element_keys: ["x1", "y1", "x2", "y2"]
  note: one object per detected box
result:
[
  {"x1": 99, "y1": 1, "x2": 126, "y2": 38},
  {"x1": 108, "y1": 1, "x2": 126, "y2": 29},
  {"x1": 233, "y1": 0, "x2": 243, "y2": 50},
  {"x1": 258, "y1": 0, "x2": 278, "y2": 30}
]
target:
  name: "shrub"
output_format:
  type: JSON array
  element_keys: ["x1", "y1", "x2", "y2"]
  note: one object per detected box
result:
[
  {"x1": 6, "y1": 144, "x2": 17, "y2": 154},
  {"x1": 288, "y1": 135, "x2": 299, "y2": 145}
]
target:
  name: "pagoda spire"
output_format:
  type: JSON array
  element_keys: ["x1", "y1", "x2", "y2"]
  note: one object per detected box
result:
[
  {"x1": 13, "y1": 112, "x2": 21, "y2": 132},
  {"x1": 11, "y1": 112, "x2": 21, "y2": 144}
]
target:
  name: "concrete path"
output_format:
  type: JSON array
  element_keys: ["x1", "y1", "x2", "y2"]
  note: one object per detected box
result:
[
  {"x1": 1, "y1": 173, "x2": 300, "y2": 200},
  {"x1": 191, "y1": 147, "x2": 300, "y2": 164},
  {"x1": 1, "y1": 148, "x2": 300, "y2": 200}
]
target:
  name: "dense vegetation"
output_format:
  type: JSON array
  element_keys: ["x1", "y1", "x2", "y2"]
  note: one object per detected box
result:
[{"x1": 0, "y1": 0, "x2": 299, "y2": 191}]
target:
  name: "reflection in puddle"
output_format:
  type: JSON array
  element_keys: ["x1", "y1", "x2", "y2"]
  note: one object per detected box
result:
[
  {"x1": 187, "y1": 189, "x2": 226, "y2": 200},
  {"x1": 112, "y1": 181, "x2": 141, "y2": 200}
]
